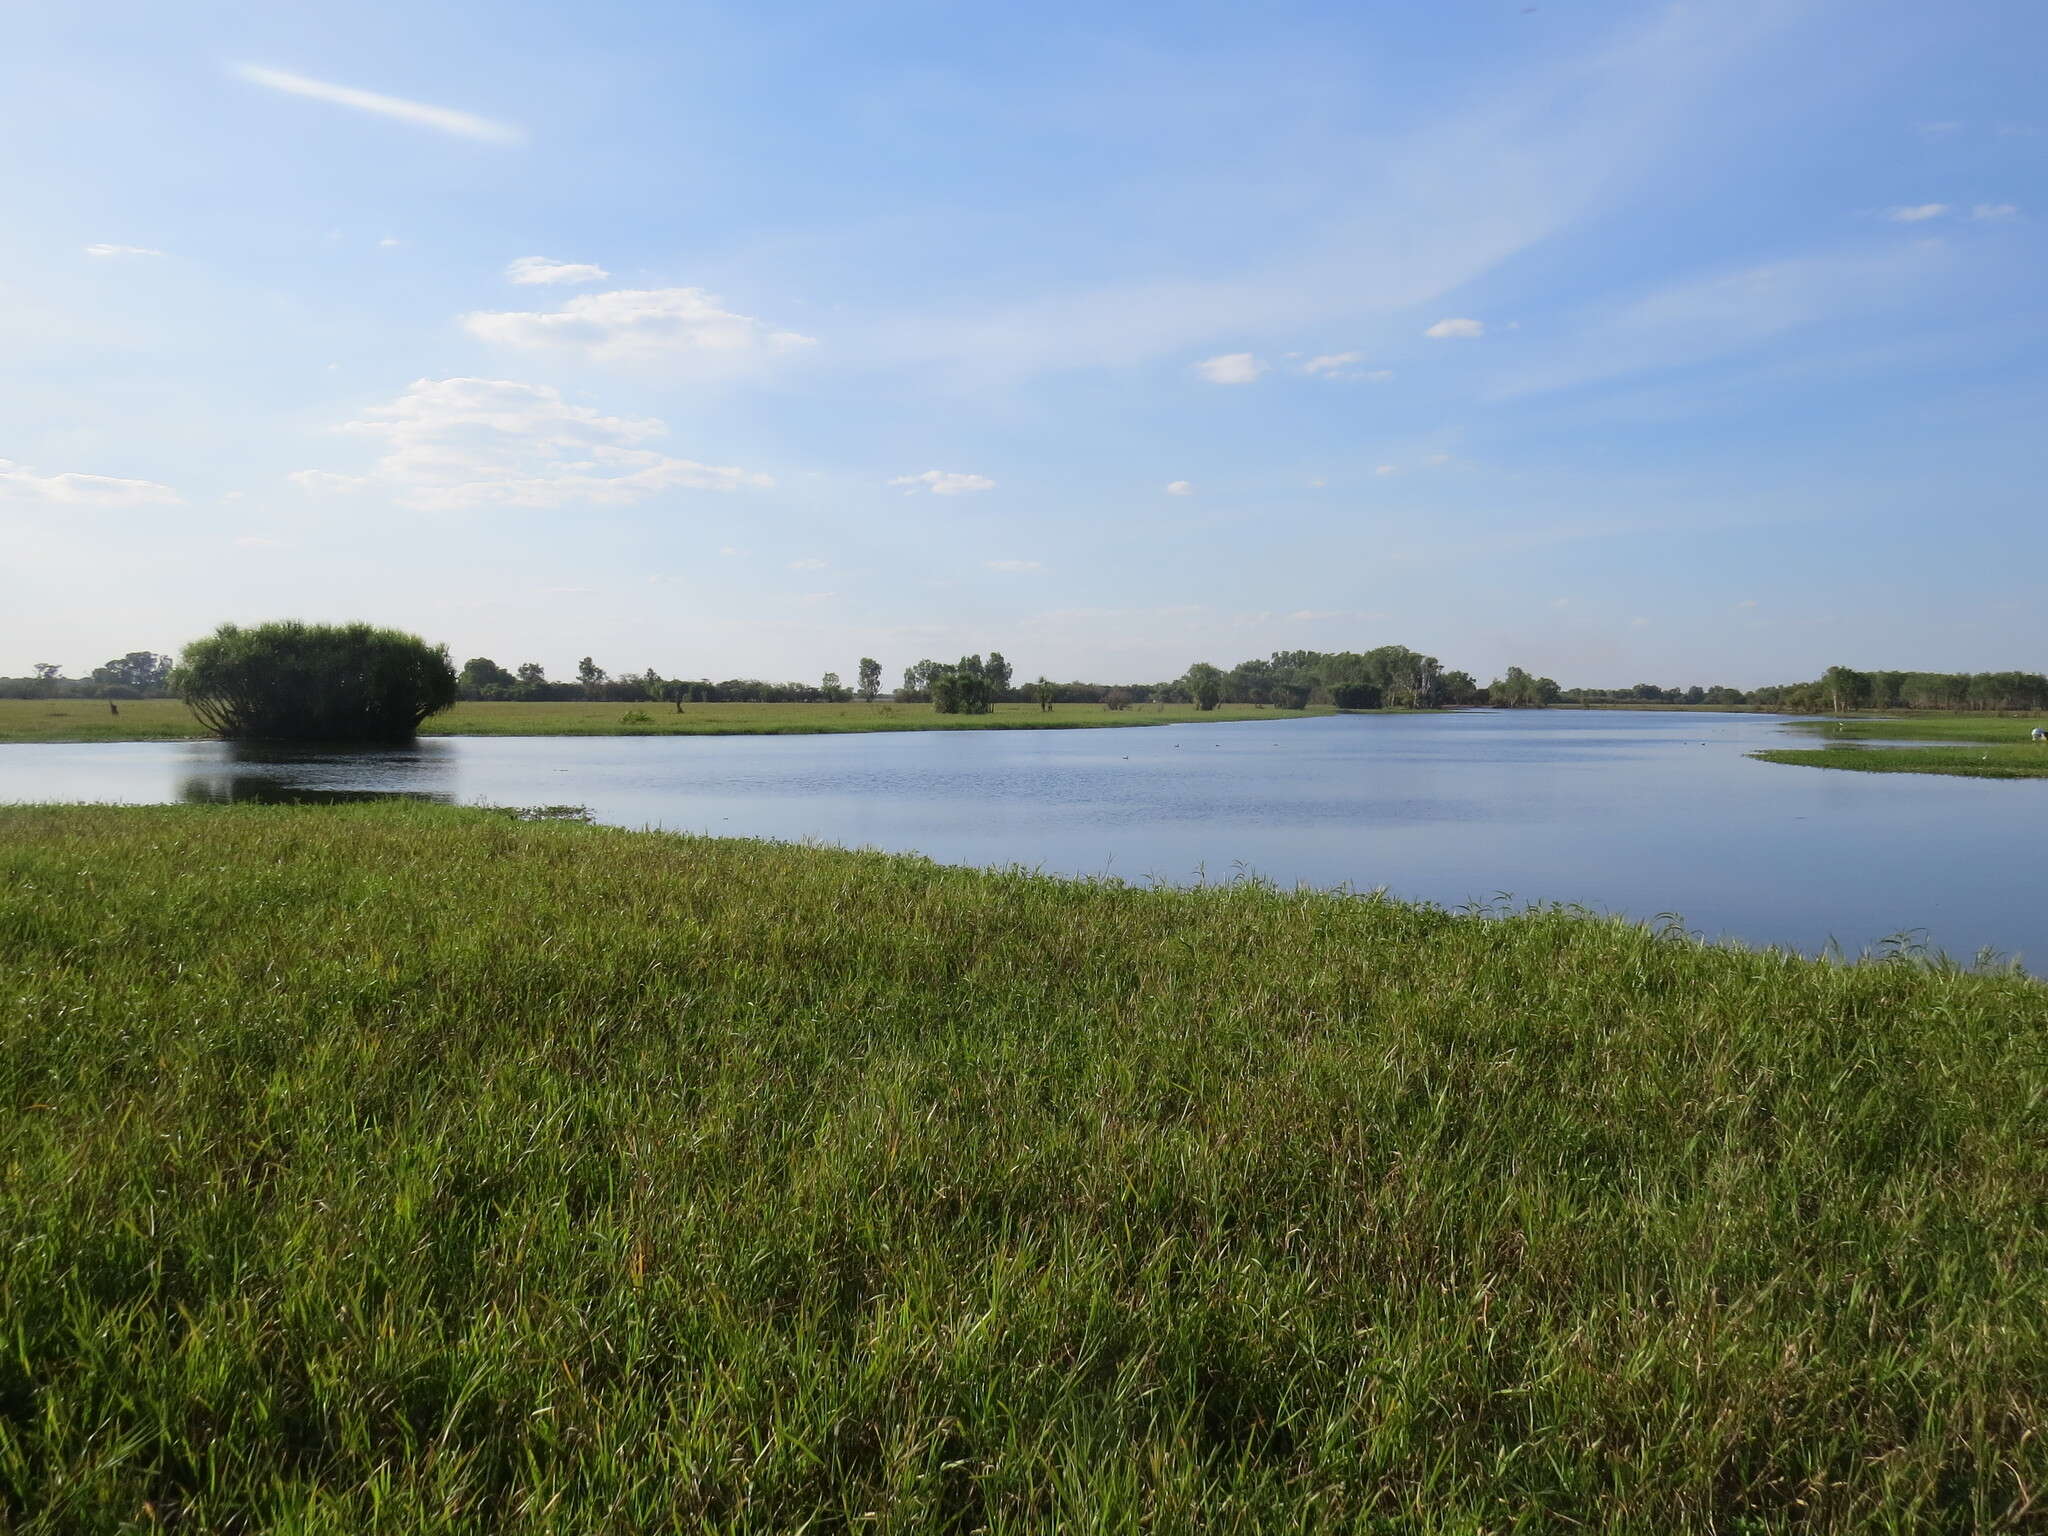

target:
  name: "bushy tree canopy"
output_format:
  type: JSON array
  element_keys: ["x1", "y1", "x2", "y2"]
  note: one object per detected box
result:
[{"x1": 172, "y1": 621, "x2": 457, "y2": 741}]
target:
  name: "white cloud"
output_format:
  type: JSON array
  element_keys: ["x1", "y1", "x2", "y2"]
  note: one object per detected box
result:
[
  {"x1": 1374, "y1": 464, "x2": 1397, "y2": 476},
  {"x1": 231, "y1": 64, "x2": 523, "y2": 145},
  {"x1": 1424, "y1": 317, "x2": 1485, "y2": 339},
  {"x1": 797, "y1": 591, "x2": 836, "y2": 603},
  {"x1": 1914, "y1": 121, "x2": 1962, "y2": 140},
  {"x1": 1196, "y1": 352, "x2": 1267, "y2": 383},
  {"x1": 1302, "y1": 351, "x2": 1361, "y2": 374},
  {"x1": 718, "y1": 545, "x2": 747, "y2": 556},
  {"x1": 984, "y1": 559, "x2": 1044, "y2": 573},
  {"x1": 286, "y1": 469, "x2": 369, "y2": 493},
  {"x1": 505, "y1": 256, "x2": 610, "y2": 286},
  {"x1": 463, "y1": 287, "x2": 815, "y2": 365},
  {"x1": 233, "y1": 535, "x2": 285, "y2": 548},
  {"x1": 1972, "y1": 203, "x2": 2018, "y2": 221},
  {"x1": 1885, "y1": 203, "x2": 1948, "y2": 223},
  {"x1": 379, "y1": 237, "x2": 402, "y2": 247},
  {"x1": 787, "y1": 557, "x2": 827, "y2": 570},
  {"x1": 0, "y1": 459, "x2": 181, "y2": 507},
  {"x1": 1164, "y1": 480, "x2": 1194, "y2": 495},
  {"x1": 1424, "y1": 452, "x2": 1453, "y2": 466},
  {"x1": 1629, "y1": 616, "x2": 1650, "y2": 628},
  {"x1": 1307, "y1": 478, "x2": 1327, "y2": 489},
  {"x1": 83, "y1": 243, "x2": 164, "y2": 258},
  {"x1": 1737, "y1": 599, "x2": 1759, "y2": 608},
  {"x1": 292, "y1": 377, "x2": 771, "y2": 511},
  {"x1": 889, "y1": 469, "x2": 995, "y2": 495}
]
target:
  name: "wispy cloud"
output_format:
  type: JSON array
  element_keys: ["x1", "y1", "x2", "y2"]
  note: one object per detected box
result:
[
  {"x1": 0, "y1": 459, "x2": 180, "y2": 507},
  {"x1": 984, "y1": 558, "x2": 1044, "y2": 572},
  {"x1": 1164, "y1": 480, "x2": 1194, "y2": 495},
  {"x1": 788, "y1": 557, "x2": 828, "y2": 570},
  {"x1": 290, "y1": 377, "x2": 770, "y2": 511},
  {"x1": 1196, "y1": 352, "x2": 1266, "y2": 384},
  {"x1": 83, "y1": 243, "x2": 164, "y2": 259},
  {"x1": 889, "y1": 470, "x2": 994, "y2": 495},
  {"x1": 1972, "y1": 203, "x2": 2018, "y2": 221},
  {"x1": 464, "y1": 287, "x2": 815, "y2": 366},
  {"x1": 231, "y1": 64, "x2": 523, "y2": 145},
  {"x1": 1424, "y1": 317, "x2": 1485, "y2": 339},
  {"x1": 505, "y1": 256, "x2": 610, "y2": 286},
  {"x1": 1485, "y1": 240, "x2": 1949, "y2": 399},
  {"x1": 1885, "y1": 203, "x2": 1949, "y2": 223}
]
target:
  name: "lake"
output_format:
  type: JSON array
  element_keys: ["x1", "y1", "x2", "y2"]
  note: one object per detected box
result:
[{"x1": 5, "y1": 709, "x2": 2044, "y2": 962}]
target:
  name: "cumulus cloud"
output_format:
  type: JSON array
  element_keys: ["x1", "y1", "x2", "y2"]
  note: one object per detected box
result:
[
  {"x1": 1886, "y1": 203, "x2": 1948, "y2": 222},
  {"x1": 1424, "y1": 317, "x2": 1485, "y2": 339},
  {"x1": 1302, "y1": 351, "x2": 1361, "y2": 374},
  {"x1": 787, "y1": 557, "x2": 827, "y2": 570},
  {"x1": 0, "y1": 459, "x2": 181, "y2": 506},
  {"x1": 83, "y1": 244, "x2": 164, "y2": 258},
  {"x1": 1195, "y1": 352, "x2": 1267, "y2": 384},
  {"x1": 1972, "y1": 203, "x2": 2018, "y2": 220},
  {"x1": 889, "y1": 470, "x2": 995, "y2": 495},
  {"x1": 231, "y1": 63, "x2": 523, "y2": 144},
  {"x1": 1165, "y1": 480, "x2": 1194, "y2": 495},
  {"x1": 290, "y1": 376, "x2": 772, "y2": 511},
  {"x1": 505, "y1": 256, "x2": 610, "y2": 286},
  {"x1": 984, "y1": 559, "x2": 1044, "y2": 572},
  {"x1": 463, "y1": 287, "x2": 815, "y2": 365}
]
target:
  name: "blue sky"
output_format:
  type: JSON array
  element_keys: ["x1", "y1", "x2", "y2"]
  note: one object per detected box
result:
[{"x1": 4, "y1": 0, "x2": 2041, "y2": 687}]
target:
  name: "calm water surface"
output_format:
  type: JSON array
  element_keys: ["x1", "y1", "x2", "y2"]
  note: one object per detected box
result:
[{"x1": 4, "y1": 710, "x2": 2044, "y2": 962}]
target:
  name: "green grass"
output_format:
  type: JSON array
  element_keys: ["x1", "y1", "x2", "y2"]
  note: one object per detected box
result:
[
  {"x1": 1755, "y1": 714, "x2": 2048, "y2": 778},
  {"x1": 0, "y1": 698, "x2": 1324, "y2": 744},
  {"x1": 3, "y1": 802, "x2": 2045, "y2": 1532}
]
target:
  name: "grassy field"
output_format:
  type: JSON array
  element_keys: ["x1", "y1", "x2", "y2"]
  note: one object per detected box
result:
[
  {"x1": 0, "y1": 697, "x2": 1323, "y2": 744},
  {"x1": 1754, "y1": 713, "x2": 2048, "y2": 779},
  {"x1": 2, "y1": 802, "x2": 2044, "y2": 1532}
]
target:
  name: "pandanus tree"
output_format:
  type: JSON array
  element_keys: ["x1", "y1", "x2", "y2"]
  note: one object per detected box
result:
[{"x1": 172, "y1": 621, "x2": 458, "y2": 741}]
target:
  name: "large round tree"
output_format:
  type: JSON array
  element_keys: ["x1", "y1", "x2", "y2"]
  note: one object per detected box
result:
[{"x1": 172, "y1": 621, "x2": 458, "y2": 741}]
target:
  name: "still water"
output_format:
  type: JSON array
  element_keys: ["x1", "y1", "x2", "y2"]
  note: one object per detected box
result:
[{"x1": 4, "y1": 710, "x2": 2043, "y2": 962}]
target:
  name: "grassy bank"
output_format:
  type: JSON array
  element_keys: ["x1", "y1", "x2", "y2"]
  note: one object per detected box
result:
[
  {"x1": 1754, "y1": 713, "x2": 2048, "y2": 778},
  {"x1": 0, "y1": 697, "x2": 1323, "y2": 744},
  {"x1": 3, "y1": 803, "x2": 2044, "y2": 1532}
]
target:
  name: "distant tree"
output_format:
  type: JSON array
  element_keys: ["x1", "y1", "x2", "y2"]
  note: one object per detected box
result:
[
  {"x1": 1031, "y1": 676, "x2": 1056, "y2": 712},
  {"x1": 31, "y1": 663, "x2": 61, "y2": 681},
  {"x1": 577, "y1": 657, "x2": 608, "y2": 698},
  {"x1": 931, "y1": 656, "x2": 993, "y2": 715},
  {"x1": 515, "y1": 661, "x2": 547, "y2": 685},
  {"x1": 90, "y1": 652, "x2": 173, "y2": 694},
  {"x1": 1438, "y1": 670, "x2": 1482, "y2": 707},
  {"x1": 902, "y1": 659, "x2": 942, "y2": 697},
  {"x1": 985, "y1": 651, "x2": 1013, "y2": 696},
  {"x1": 172, "y1": 620, "x2": 456, "y2": 741},
  {"x1": 1102, "y1": 688, "x2": 1133, "y2": 711},
  {"x1": 1820, "y1": 664, "x2": 1871, "y2": 716},
  {"x1": 1330, "y1": 682, "x2": 1382, "y2": 710},
  {"x1": 857, "y1": 657, "x2": 882, "y2": 702},
  {"x1": 457, "y1": 656, "x2": 517, "y2": 698},
  {"x1": 1184, "y1": 662, "x2": 1225, "y2": 712},
  {"x1": 822, "y1": 671, "x2": 840, "y2": 692},
  {"x1": 1271, "y1": 683, "x2": 1311, "y2": 710}
]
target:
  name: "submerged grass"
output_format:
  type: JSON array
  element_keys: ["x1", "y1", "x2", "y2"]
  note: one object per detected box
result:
[
  {"x1": 2, "y1": 802, "x2": 2046, "y2": 1532},
  {"x1": 0, "y1": 698, "x2": 1323, "y2": 744},
  {"x1": 1756, "y1": 715, "x2": 2048, "y2": 778}
]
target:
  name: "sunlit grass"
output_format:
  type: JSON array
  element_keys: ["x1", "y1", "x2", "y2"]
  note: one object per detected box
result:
[
  {"x1": 2, "y1": 802, "x2": 2044, "y2": 1531},
  {"x1": 0, "y1": 697, "x2": 1323, "y2": 744},
  {"x1": 1757, "y1": 715, "x2": 2048, "y2": 777}
]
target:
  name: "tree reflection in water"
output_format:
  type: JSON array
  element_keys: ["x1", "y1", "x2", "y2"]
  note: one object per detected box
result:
[{"x1": 176, "y1": 740, "x2": 456, "y2": 807}]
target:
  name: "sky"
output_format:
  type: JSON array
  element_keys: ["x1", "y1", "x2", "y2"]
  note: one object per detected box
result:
[{"x1": 4, "y1": 0, "x2": 2043, "y2": 689}]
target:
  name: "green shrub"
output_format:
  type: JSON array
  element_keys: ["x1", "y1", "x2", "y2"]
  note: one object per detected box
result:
[{"x1": 172, "y1": 621, "x2": 457, "y2": 742}]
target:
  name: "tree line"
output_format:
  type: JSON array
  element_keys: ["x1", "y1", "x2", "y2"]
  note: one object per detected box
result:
[{"x1": 12, "y1": 643, "x2": 2048, "y2": 718}]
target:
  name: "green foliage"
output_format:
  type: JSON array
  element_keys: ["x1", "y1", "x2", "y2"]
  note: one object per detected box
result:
[
  {"x1": 1490, "y1": 666, "x2": 1563, "y2": 708},
  {"x1": 1031, "y1": 676, "x2": 1057, "y2": 712},
  {"x1": 456, "y1": 656, "x2": 517, "y2": 699},
  {"x1": 1, "y1": 801, "x2": 2044, "y2": 1530},
  {"x1": 1183, "y1": 661, "x2": 1225, "y2": 711},
  {"x1": 171, "y1": 621, "x2": 458, "y2": 742},
  {"x1": 857, "y1": 657, "x2": 883, "y2": 702},
  {"x1": 930, "y1": 655, "x2": 994, "y2": 714},
  {"x1": 88, "y1": 651, "x2": 173, "y2": 694}
]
